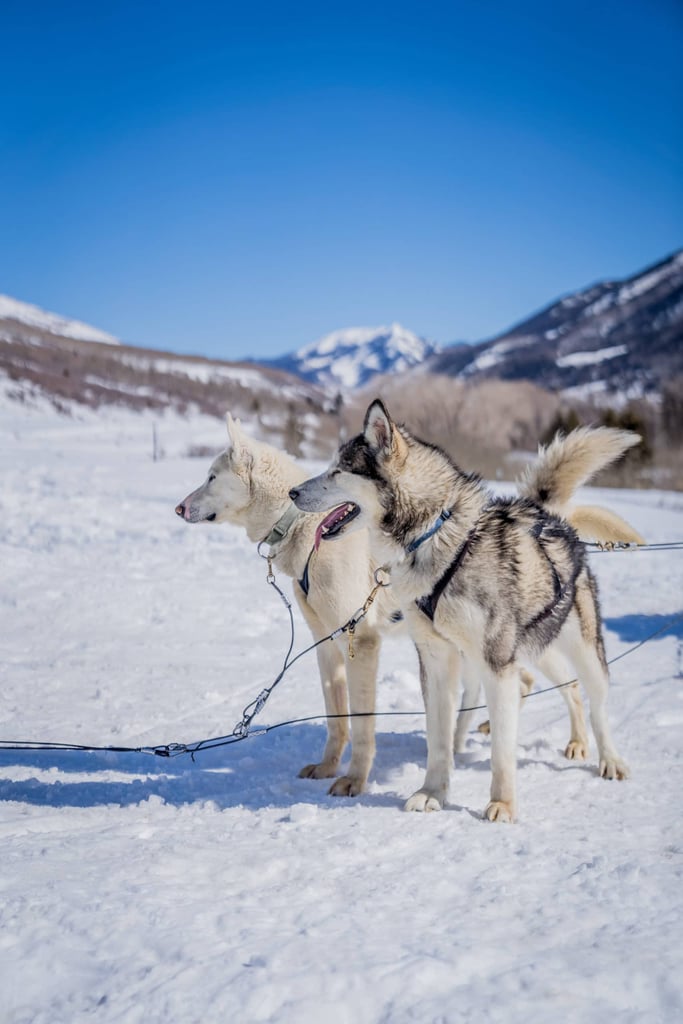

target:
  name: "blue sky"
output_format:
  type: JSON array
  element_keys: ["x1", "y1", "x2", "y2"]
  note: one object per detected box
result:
[{"x1": 1, "y1": 0, "x2": 681, "y2": 359}]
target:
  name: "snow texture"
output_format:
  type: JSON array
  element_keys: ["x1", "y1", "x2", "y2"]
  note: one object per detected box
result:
[
  {"x1": 556, "y1": 344, "x2": 629, "y2": 369},
  {"x1": 1, "y1": 392, "x2": 683, "y2": 1023}
]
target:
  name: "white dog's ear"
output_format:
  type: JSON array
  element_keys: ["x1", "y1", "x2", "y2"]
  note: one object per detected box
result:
[
  {"x1": 225, "y1": 412, "x2": 253, "y2": 468},
  {"x1": 364, "y1": 399, "x2": 394, "y2": 455},
  {"x1": 225, "y1": 411, "x2": 245, "y2": 451}
]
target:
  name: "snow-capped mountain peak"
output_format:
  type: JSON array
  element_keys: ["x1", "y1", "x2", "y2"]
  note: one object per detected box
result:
[
  {"x1": 0, "y1": 294, "x2": 120, "y2": 345},
  {"x1": 268, "y1": 322, "x2": 440, "y2": 390}
]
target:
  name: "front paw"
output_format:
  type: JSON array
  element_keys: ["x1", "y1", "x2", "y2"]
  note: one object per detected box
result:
[
  {"x1": 564, "y1": 740, "x2": 588, "y2": 761},
  {"x1": 328, "y1": 775, "x2": 365, "y2": 797},
  {"x1": 404, "y1": 789, "x2": 443, "y2": 812},
  {"x1": 298, "y1": 761, "x2": 339, "y2": 780},
  {"x1": 484, "y1": 800, "x2": 515, "y2": 823},
  {"x1": 599, "y1": 757, "x2": 630, "y2": 780}
]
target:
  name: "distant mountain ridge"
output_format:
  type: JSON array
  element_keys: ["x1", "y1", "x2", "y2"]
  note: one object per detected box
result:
[
  {"x1": 0, "y1": 294, "x2": 338, "y2": 457},
  {"x1": 0, "y1": 294, "x2": 121, "y2": 346},
  {"x1": 262, "y1": 322, "x2": 442, "y2": 390},
  {"x1": 428, "y1": 249, "x2": 683, "y2": 402}
]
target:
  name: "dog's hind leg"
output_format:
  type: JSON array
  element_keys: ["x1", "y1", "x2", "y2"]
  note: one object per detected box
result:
[
  {"x1": 481, "y1": 662, "x2": 521, "y2": 822},
  {"x1": 328, "y1": 629, "x2": 381, "y2": 797},
  {"x1": 474, "y1": 667, "x2": 534, "y2": 739},
  {"x1": 453, "y1": 663, "x2": 481, "y2": 754},
  {"x1": 298, "y1": 640, "x2": 350, "y2": 780},
  {"x1": 405, "y1": 635, "x2": 460, "y2": 812},
  {"x1": 552, "y1": 610, "x2": 629, "y2": 780},
  {"x1": 535, "y1": 650, "x2": 589, "y2": 760}
]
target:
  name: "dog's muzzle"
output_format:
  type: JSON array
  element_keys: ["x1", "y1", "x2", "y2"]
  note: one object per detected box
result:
[{"x1": 175, "y1": 503, "x2": 216, "y2": 523}]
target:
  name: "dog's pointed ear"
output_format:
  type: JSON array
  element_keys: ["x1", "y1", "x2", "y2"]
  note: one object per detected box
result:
[
  {"x1": 225, "y1": 412, "x2": 252, "y2": 467},
  {"x1": 364, "y1": 399, "x2": 394, "y2": 455},
  {"x1": 225, "y1": 411, "x2": 244, "y2": 450},
  {"x1": 226, "y1": 411, "x2": 236, "y2": 449}
]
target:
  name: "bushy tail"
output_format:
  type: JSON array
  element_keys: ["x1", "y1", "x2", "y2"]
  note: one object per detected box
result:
[
  {"x1": 518, "y1": 426, "x2": 645, "y2": 544},
  {"x1": 518, "y1": 426, "x2": 641, "y2": 512},
  {"x1": 566, "y1": 505, "x2": 645, "y2": 545}
]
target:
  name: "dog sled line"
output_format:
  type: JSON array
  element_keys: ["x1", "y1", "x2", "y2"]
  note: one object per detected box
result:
[
  {"x1": 1, "y1": 551, "x2": 681, "y2": 762},
  {"x1": 3, "y1": 408, "x2": 683, "y2": 825}
]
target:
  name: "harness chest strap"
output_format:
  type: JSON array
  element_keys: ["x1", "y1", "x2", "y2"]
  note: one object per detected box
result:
[{"x1": 416, "y1": 525, "x2": 478, "y2": 621}]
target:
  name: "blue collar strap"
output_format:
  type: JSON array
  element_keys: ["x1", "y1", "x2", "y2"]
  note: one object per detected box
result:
[{"x1": 407, "y1": 509, "x2": 452, "y2": 553}]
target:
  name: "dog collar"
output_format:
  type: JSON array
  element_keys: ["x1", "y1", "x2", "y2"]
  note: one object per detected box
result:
[
  {"x1": 407, "y1": 509, "x2": 452, "y2": 553},
  {"x1": 260, "y1": 503, "x2": 301, "y2": 550}
]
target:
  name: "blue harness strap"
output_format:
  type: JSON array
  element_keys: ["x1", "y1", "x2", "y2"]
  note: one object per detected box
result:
[{"x1": 407, "y1": 509, "x2": 452, "y2": 553}]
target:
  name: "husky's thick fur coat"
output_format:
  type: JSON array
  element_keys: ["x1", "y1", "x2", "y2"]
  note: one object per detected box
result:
[{"x1": 290, "y1": 401, "x2": 639, "y2": 821}]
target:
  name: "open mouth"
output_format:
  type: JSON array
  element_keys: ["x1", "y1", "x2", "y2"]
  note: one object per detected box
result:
[{"x1": 314, "y1": 503, "x2": 360, "y2": 550}]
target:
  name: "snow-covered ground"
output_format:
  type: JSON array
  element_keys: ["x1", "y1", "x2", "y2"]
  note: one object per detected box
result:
[{"x1": 2, "y1": 395, "x2": 683, "y2": 1024}]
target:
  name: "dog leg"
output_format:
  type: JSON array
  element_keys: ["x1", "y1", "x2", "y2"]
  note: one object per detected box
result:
[
  {"x1": 453, "y1": 667, "x2": 481, "y2": 754},
  {"x1": 328, "y1": 631, "x2": 381, "y2": 797},
  {"x1": 475, "y1": 666, "x2": 533, "y2": 738},
  {"x1": 535, "y1": 650, "x2": 589, "y2": 760},
  {"x1": 554, "y1": 620, "x2": 629, "y2": 780},
  {"x1": 405, "y1": 638, "x2": 460, "y2": 812},
  {"x1": 298, "y1": 641, "x2": 349, "y2": 780},
  {"x1": 481, "y1": 663, "x2": 520, "y2": 822}
]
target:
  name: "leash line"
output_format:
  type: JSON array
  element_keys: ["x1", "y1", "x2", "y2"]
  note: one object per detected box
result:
[
  {"x1": 2, "y1": 612, "x2": 682, "y2": 758},
  {"x1": 587, "y1": 540, "x2": 683, "y2": 553}
]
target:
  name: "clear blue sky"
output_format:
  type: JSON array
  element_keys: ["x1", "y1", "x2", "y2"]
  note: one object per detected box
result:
[{"x1": 1, "y1": 0, "x2": 681, "y2": 359}]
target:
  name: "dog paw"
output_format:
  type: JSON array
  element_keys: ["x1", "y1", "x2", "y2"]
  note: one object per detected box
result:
[
  {"x1": 477, "y1": 719, "x2": 491, "y2": 735},
  {"x1": 328, "y1": 775, "x2": 365, "y2": 797},
  {"x1": 404, "y1": 790, "x2": 443, "y2": 812},
  {"x1": 599, "y1": 757, "x2": 630, "y2": 780},
  {"x1": 298, "y1": 761, "x2": 339, "y2": 780},
  {"x1": 484, "y1": 800, "x2": 515, "y2": 823},
  {"x1": 564, "y1": 740, "x2": 588, "y2": 761}
]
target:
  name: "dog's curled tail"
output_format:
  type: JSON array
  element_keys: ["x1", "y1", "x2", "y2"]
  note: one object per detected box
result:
[{"x1": 518, "y1": 426, "x2": 644, "y2": 542}]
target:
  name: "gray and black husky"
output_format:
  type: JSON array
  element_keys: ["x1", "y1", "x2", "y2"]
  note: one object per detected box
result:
[{"x1": 290, "y1": 400, "x2": 639, "y2": 821}]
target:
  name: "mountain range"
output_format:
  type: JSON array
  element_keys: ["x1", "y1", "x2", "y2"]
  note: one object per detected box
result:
[
  {"x1": 256, "y1": 249, "x2": 682, "y2": 402},
  {"x1": 428, "y1": 249, "x2": 683, "y2": 404},
  {"x1": 2, "y1": 249, "x2": 681, "y2": 443},
  {"x1": 262, "y1": 322, "x2": 443, "y2": 391}
]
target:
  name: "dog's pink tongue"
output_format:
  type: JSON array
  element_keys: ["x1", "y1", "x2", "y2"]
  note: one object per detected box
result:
[{"x1": 314, "y1": 508, "x2": 339, "y2": 551}]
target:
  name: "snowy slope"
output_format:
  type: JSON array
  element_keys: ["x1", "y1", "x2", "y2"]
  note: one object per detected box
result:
[
  {"x1": 266, "y1": 322, "x2": 441, "y2": 390},
  {"x1": 430, "y1": 249, "x2": 683, "y2": 401},
  {"x1": 1, "y1": 401, "x2": 683, "y2": 1023},
  {"x1": 0, "y1": 293, "x2": 120, "y2": 345}
]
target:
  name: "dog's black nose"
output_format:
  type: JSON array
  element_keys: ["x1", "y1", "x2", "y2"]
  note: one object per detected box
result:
[
  {"x1": 289, "y1": 487, "x2": 300, "y2": 501},
  {"x1": 175, "y1": 504, "x2": 185, "y2": 517}
]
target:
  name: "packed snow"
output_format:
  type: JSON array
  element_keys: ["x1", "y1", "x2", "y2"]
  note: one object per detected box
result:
[
  {"x1": 2, "y1": 392, "x2": 683, "y2": 1023},
  {"x1": 0, "y1": 294, "x2": 120, "y2": 346}
]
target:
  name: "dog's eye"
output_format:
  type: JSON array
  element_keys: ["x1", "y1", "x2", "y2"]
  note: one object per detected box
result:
[{"x1": 208, "y1": 474, "x2": 216, "y2": 483}]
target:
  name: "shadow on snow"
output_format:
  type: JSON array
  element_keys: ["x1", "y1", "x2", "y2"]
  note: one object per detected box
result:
[
  {"x1": 604, "y1": 610, "x2": 683, "y2": 643},
  {"x1": 0, "y1": 722, "x2": 590, "y2": 812}
]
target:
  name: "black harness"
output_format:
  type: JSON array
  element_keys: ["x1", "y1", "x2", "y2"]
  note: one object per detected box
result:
[
  {"x1": 415, "y1": 525, "x2": 478, "y2": 621},
  {"x1": 415, "y1": 510, "x2": 571, "y2": 625},
  {"x1": 298, "y1": 548, "x2": 315, "y2": 597}
]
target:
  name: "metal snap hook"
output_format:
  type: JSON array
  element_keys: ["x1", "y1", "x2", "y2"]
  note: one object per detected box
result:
[{"x1": 374, "y1": 566, "x2": 391, "y2": 587}]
